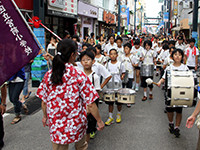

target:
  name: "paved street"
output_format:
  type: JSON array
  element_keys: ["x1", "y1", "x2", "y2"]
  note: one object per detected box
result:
[{"x1": 2, "y1": 75, "x2": 199, "y2": 150}]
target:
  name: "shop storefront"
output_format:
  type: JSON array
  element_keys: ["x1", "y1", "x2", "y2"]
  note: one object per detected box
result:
[
  {"x1": 99, "y1": 10, "x2": 116, "y2": 37},
  {"x1": 78, "y1": 1, "x2": 98, "y2": 40},
  {"x1": 45, "y1": 0, "x2": 78, "y2": 44}
]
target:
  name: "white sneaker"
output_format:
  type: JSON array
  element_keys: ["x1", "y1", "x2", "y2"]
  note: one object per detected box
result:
[
  {"x1": 135, "y1": 86, "x2": 139, "y2": 91},
  {"x1": 132, "y1": 84, "x2": 135, "y2": 90}
]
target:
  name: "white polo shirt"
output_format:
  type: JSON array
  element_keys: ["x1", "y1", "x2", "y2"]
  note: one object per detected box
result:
[
  {"x1": 76, "y1": 62, "x2": 111, "y2": 79},
  {"x1": 175, "y1": 42, "x2": 186, "y2": 52},
  {"x1": 104, "y1": 43, "x2": 117, "y2": 55},
  {"x1": 140, "y1": 49, "x2": 157, "y2": 64},
  {"x1": 185, "y1": 46, "x2": 199, "y2": 67}
]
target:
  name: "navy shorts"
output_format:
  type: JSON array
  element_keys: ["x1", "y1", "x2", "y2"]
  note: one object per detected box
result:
[{"x1": 166, "y1": 107, "x2": 183, "y2": 114}]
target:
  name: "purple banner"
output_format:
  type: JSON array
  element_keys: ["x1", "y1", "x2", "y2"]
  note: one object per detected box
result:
[{"x1": 0, "y1": 0, "x2": 40, "y2": 86}]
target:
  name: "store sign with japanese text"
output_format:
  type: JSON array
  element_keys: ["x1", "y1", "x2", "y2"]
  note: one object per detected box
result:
[
  {"x1": 48, "y1": 0, "x2": 77, "y2": 18},
  {"x1": 78, "y1": 1, "x2": 98, "y2": 18},
  {"x1": 103, "y1": 11, "x2": 115, "y2": 24}
]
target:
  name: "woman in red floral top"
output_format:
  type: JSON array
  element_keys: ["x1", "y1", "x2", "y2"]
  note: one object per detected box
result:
[{"x1": 37, "y1": 39, "x2": 104, "y2": 150}]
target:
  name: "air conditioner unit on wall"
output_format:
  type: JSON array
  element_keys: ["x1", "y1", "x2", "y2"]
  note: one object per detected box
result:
[{"x1": 183, "y1": 1, "x2": 190, "y2": 9}]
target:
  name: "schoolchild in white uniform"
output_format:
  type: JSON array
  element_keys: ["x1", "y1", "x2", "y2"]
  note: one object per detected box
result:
[
  {"x1": 76, "y1": 47, "x2": 112, "y2": 90},
  {"x1": 163, "y1": 47, "x2": 175, "y2": 70},
  {"x1": 104, "y1": 34, "x2": 117, "y2": 57},
  {"x1": 155, "y1": 40, "x2": 163, "y2": 76},
  {"x1": 80, "y1": 50, "x2": 101, "y2": 142},
  {"x1": 116, "y1": 36, "x2": 124, "y2": 57},
  {"x1": 95, "y1": 44, "x2": 107, "y2": 66},
  {"x1": 131, "y1": 39, "x2": 143, "y2": 91},
  {"x1": 140, "y1": 40, "x2": 156, "y2": 101},
  {"x1": 118, "y1": 43, "x2": 139, "y2": 107},
  {"x1": 157, "y1": 49, "x2": 189, "y2": 138},
  {"x1": 119, "y1": 43, "x2": 139, "y2": 88},
  {"x1": 185, "y1": 38, "x2": 199, "y2": 71},
  {"x1": 105, "y1": 49, "x2": 126, "y2": 126}
]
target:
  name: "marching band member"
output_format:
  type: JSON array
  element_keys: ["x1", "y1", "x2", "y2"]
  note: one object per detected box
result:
[
  {"x1": 80, "y1": 50, "x2": 101, "y2": 143},
  {"x1": 118, "y1": 43, "x2": 138, "y2": 107},
  {"x1": 184, "y1": 38, "x2": 199, "y2": 71},
  {"x1": 157, "y1": 49, "x2": 189, "y2": 138},
  {"x1": 95, "y1": 44, "x2": 107, "y2": 66},
  {"x1": 162, "y1": 47, "x2": 175, "y2": 70},
  {"x1": 140, "y1": 40, "x2": 156, "y2": 101},
  {"x1": 116, "y1": 36, "x2": 124, "y2": 57},
  {"x1": 105, "y1": 49, "x2": 126, "y2": 125},
  {"x1": 131, "y1": 40, "x2": 143, "y2": 91},
  {"x1": 155, "y1": 40, "x2": 163, "y2": 76},
  {"x1": 104, "y1": 35, "x2": 117, "y2": 57}
]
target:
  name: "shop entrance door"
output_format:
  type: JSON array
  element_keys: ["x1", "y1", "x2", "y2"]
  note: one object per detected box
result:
[{"x1": 83, "y1": 27, "x2": 89, "y2": 38}]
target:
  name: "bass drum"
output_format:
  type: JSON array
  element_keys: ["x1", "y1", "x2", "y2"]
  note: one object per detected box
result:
[{"x1": 165, "y1": 70, "x2": 198, "y2": 107}]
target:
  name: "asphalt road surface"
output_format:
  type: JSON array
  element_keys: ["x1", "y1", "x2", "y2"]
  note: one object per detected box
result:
[{"x1": 2, "y1": 76, "x2": 199, "y2": 150}]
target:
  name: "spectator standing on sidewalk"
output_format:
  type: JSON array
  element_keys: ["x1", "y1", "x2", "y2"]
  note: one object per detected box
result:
[
  {"x1": 37, "y1": 39, "x2": 104, "y2": 150},
  {"x1": 0, "y1": 83, "x2": 7, "y2": 149},
  {"x1": 21, "y1": 60, "x2": 33, "y2": 104},
  {"x1": 8, "y1": 68, "x2": 28, "y2": 124}
]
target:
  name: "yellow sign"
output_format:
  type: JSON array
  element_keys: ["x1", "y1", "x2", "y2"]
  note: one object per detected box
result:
[{"x1": 174, "y1": 0, "x2": 178, "y2": 16}]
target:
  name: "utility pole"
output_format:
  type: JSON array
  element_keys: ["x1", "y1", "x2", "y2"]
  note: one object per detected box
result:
[
  {"x1": 134, "y1": 0, "x2": 137, "y2": 35},
  {"x1": 164, "y1": 0, "x2": 166, "y2": 35},
  {"x1": 118, "y1": 0, "x2": 121, "y2": 35},
  {"x1": 140, "y1": 5, "x2": 143, "y2": 34},
  {"x1": 192, "y1": 0, "x2": 199, "y2": 47},
  {"x1": 168, "y1": 0, "x2": 171, "y2": 35}
]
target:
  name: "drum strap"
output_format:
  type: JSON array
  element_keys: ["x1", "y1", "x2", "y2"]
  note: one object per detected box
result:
[
  {"x1": 143, "y1": 50, "x2": 153, "y2": 64},
  {"x1": 92, "y1": 72, "x2": 95, "y2": 86},
  {"x1": 97, "y1": 56, "x2": 104, "y2": 64}
]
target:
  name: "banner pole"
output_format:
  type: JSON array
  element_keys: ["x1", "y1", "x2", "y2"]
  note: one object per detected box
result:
[
  {"x1": 11, "y1": 0, "x2": 45, "y2": 54},
  {"x1": 11, "y1": 0, "x2": 52, "y2": 68}
]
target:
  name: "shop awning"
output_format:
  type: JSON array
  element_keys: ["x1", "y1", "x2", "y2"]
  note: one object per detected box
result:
[{"x1": 171, "y1": 26, "x2": 180, "y2": 31}]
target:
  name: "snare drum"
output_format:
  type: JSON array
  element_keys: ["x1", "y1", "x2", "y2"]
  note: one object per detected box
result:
[
  {"x1": 165, "y1": 70, "x2": 198, "y2": 107},
  {"x1": 140, "y1": 64, "x2": 154, "y2": 76},
  {"x1": 103, "y1": 89, "x2": 116, "y2": 102},
  {"x1": 117, "y1": 88, "x2": 136, "y2": 104}
]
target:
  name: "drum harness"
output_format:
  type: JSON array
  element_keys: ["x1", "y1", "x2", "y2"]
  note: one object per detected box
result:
[
  {"x1": 121, "y1": 54, "x2": 134, "y2": 78},
  {"x1": 142, "y1": 50, "x2": 154, "y2": 65},
  {"x1": 96, "y1": 55, "x2": 104, "y2": 64},
  {"x1": 106, "y1": 60, "x2": 123, "y2": 88}
]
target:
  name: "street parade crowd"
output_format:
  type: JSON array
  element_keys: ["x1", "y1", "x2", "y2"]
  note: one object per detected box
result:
[{"x1": 1, "y1": 31, "x2": 200, "y2": 150}]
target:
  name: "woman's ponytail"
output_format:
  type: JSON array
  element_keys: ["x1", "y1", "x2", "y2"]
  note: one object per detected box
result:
[{"x1": 51, "y1": 39, "x2": 77, "y2": 85}]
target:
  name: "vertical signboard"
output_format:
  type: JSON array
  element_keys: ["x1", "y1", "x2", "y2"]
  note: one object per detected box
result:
[{"x1": 174, "y1": 0, "x2": 178, "y2": 16}]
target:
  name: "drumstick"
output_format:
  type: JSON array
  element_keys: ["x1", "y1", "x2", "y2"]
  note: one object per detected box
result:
[{"x1": 146, "y1": 78, "x2": 158, "y2": 86}]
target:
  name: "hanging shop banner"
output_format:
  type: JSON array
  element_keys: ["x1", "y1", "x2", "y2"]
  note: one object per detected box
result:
[
  {"x1": 0, "y1": 0, "x2": 40, "y2": 86},
  {"x1": 126, "y1": 6, "x2": 129, "y2": 27},
  {"x1": 120, "y1": 5, "x2": 127, "y2": 18},
  {"x1": 164, "y1": 12, "x2": 169, "y2": 22}
]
